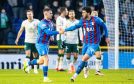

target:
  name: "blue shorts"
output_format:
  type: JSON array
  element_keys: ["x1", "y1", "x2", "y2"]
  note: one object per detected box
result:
[
  {"x1": 36, "y1": 43, "x2": 49, "y2": 56},
  {"x1": 82, "y1": 43, "x2": 99, "y2": 57}
]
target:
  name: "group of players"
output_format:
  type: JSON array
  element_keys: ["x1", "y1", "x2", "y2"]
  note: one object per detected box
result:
[{"x1": 15, "y1": 6, "x2": 110, "y2": 82}]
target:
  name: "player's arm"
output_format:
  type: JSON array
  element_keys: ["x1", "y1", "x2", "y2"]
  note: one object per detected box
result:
[
  {"x1": 97, "y1": 17, "x2": 110, "y2": 45},
  {"x1": 15, "y1": 22, "x2": 25, "y2": 45},
  {"x1": 65, "y1": 20, "x2": 82, "y2": 32},
  {"x1": 40, "y1": 22, "x2": 60, "y2": 36},
  {"x1": 44, "y1": 29, "x2": 59, "y2": 36}
]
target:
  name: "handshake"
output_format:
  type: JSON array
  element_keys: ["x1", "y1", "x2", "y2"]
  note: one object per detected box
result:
[{"x1": 59, "y1": 28, "x2": 65, "y2": 34}]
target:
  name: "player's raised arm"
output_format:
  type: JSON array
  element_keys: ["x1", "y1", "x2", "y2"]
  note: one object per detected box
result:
[
  {"x1": 15, "y1": 22, "x2": 25, "y2": 45},
  {"x1": 65, "y1": 20, "x2": 82, "y2": 32}
]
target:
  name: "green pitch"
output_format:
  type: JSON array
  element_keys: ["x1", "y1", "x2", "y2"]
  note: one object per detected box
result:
[{"x1": 0, "y1": 69, "x2": 134, "y2": 84}]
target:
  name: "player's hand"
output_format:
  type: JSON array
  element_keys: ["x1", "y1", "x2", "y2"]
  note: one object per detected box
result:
[
  {"x1": 105, "y1": 38, "x2": 110, "y2": 46},
  {"x1": 15, "y1": 39, "x2": 18, "y2": 45},
  {"x1": 50, "y1": 37, "x2": 54, "y2": 41},
  {"x1": 59, "y1": 28, "x2": 64, "y2": 34}
]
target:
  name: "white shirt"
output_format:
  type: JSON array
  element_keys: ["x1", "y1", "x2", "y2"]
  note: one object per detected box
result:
[
  {"x1": 56, "y1": 16, "x2": 66, "y2": 41},
  {"x1": 65, "y1": 19, "x2": 80, "y2": 44},
  {"x1": 21, "y1": 19, "x2": 40, "y2": 43}
]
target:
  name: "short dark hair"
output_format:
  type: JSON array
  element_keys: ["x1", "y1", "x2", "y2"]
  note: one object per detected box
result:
[
  {"x1": 26, "y1": 9, "x2": 33, "y2": 13},
  {"x1": 82, "y1": 6, "x2": 92, "y2": 14},
  {"x1": 59, "y1": 7, "x2": 67, "y2": 13},
  {"x1": 43, "y1": 8, "x2": 51, "y2": 12},
  {"x1": 68, "y1": 10, "x2": 75, "y2": 13}
]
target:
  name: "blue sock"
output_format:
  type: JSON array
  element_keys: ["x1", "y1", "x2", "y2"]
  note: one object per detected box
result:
[
  {"x1": 76, "y1": 61, "x2": 86, "y2": 74},
  {"x1": 28, "y1": 59, "x2": 37, "y2": 65},
  {"x1": 84, "y1": 61, "x2": 88, "y2": 67},
  {"x1": 43, "y1": 66, "x2": 48, "y2": 77}
]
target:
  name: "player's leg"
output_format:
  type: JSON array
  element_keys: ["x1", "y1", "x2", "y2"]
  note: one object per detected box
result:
[
  {"x1": 56, "y1": 54, "x2": 60, "y2": 71},
  {"x1": 70, "y1": 44, "x2": 89, "y2": 81},
  {"x1": 71, "y1": 54, "x2": 89, "y2": 82},
  {"x1": 26, "y1": 55, "x2": 52, "y2": 82},
  {"x1": 23, "y1": 43, "x2": 31, "y2": 73},
  {"x1": 32, "y1": 52, "x2": 38, "y2": 74},
  {"x1": 42, "y1": 55, "x2": 52, "y2": 82},
  {"x1": 95, "y1": 48, "x2": 104, "y2": 76},
  {"x1": 57, "y1": 40, "x2": 65, "y2": 71},
  {"x1": 81, "y1": 44, "x2": 89, "y2": 78},
  {"x1": 26, "y1": 44, "x2": 52, "y2": 82},
  {"x1": 23, "y1": 43, "x2": 41, "y2": 73},
  {"x1": 72, "y1": 44, "x2": 79, "y2": 64},
  {"x1": 70, "y1": 44, "x2": 79, "y2": 73},
  {"x1": 58, "y1": 49, "x2": 65, "y2": 71},
  {"x1": 71, "y1": 44, "x2": 99, "y2": 82},
  {"x1": 56, "y1": 40, "x2": 62, "y2": 71},
  {"x1": 66, "y1": 43, "x2": 71, "y2": 72},
  {"x1": 32, "y1": 44, "x2": 39, "y2": 74}
]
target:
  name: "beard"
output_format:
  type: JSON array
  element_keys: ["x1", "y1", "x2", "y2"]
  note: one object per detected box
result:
[
  {"x1": 83, "y1": 15, "x2": 88, "y2": 19},
  {"x1": 70, "y1": 16, "x2": 75, "y2": 19}
]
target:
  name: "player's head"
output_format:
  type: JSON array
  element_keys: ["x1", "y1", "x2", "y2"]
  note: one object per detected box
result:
[
  {"x1": 26, "y1": 9, "x2": 34, "y2": 20},
  {"x1": 91, "y1": 11, "x2": 98, "y2": 16},
  {"x1": 68, "y1": 10, "x2": 75, "y2": 19},
  {"x1": 82, "y1": 6, "x2": 92, "y2": 19},
  {"x1": 43, "y1": 8, "x2": 53, "y2": 19},
  {"x1": 59, "y1": 7, "x2": 68, "y2": 16}
]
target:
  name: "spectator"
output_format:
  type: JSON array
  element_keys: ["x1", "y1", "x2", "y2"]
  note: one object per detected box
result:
[
  {"x1": 12, "y1": 17, "x2": 24, "y2": 45},
  {"x1": 119, "y1": 13, "x2": 131, "y2": 45},
  {"x1": 98, "y1": 8, "x2": 105, "y2": 22},
  {"x1": 0, "y1": 8, "x2": 9, "y2": 44},
  {"x1": 8, "y1": 0, "x2": 25, "y2": 19},
  {"x1": 51, "y1": 0, "x2": 59, "y2": 14},
  {"x1": 0, "y1": 0, "x2": 13, "y2": 20},
  {"x1": 65, "y1": 0, "x2": 71, "y2": 10},
  {"x1": 24, "y1": 0, "x2": 40, "y2": 18},
  {"x1": 76, "y1": 1, "x2": 83, "y2": 19},
  {"x1": 90, "y1": 5, "x2": 95, "y2": 11},
  {"x1": 26, "y1": 3, "x2": 33, "y2": 10},
  {"x1": 129, "y1": 17, "x2": 134, "y2": 46}
]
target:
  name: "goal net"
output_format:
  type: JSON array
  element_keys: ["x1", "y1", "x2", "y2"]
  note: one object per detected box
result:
[{"x1": 103, "y1": 0, "x2": 134, "y2": 69}]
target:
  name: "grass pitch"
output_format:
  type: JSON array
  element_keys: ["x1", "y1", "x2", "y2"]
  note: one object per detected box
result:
[{"x1": 0, "y1": 69, "x2": 134, "y2": 84}]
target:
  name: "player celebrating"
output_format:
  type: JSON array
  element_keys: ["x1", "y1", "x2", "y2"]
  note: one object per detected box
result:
[
  {"x1": 61, "y1": 7, "x2": 110, "y2": 82},
  {"x1": 56, "y1": 7, "x2": 68, "y2": 71},
  {"x1": 23, "y1": 8, "x2": 63, "y2": 82},
  {"x1": 65, "y1": 10, "x2": 80, "y2": 73},
  {"x1": 83, "y1": 10, "x2": 104, "y2": 78},
  {"x1": 15, "y1": 9, "x2": 39, "y2": 74}
]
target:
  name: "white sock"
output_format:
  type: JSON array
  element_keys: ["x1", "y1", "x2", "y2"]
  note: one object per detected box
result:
[
  {"x1": 66, "y1": 59, "x2": 71, "y2": 70},
  {"x1": 56, "y1": 57, "x2": 60, "y2": 69},
  {"x1": 59, "y1": 57, "x2": 63, "y2": 69},
  {"x1": 44, "y1": 77, "x2": 47, "y2": 80},
  {"x1": 95, "y1": 59, "x2": 101, "y2": 72},
  {"x1": 25, "y1": 58, "x2": 30, "y2": 66},
  {"x1": 34, "y1": 65, "x2": 38, "y2": 71},
  {"x1": 73, "y1": 73, "x2": 78, "y2": 79}
]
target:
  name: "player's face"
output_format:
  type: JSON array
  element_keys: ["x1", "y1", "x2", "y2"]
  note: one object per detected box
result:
[
  {"x1": 91, "y1": 11, "x2": 98, "y2": 16},
  {"x1": 47, "y1": 10, "x2": 53, "y2": 19},
  {"x1": 82, "y1": 10, "x2": 88, "y2": 19},
  {"x1": 68, "y1": 12, "x2": 75, "y2": 19},
  {"x1": 27, "y1": 11, "x2": 33, "y2": 19}
]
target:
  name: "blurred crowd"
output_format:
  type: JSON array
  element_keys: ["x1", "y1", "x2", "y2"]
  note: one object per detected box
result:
[
  {"x1": 119, "y1": 0, "x2": 134, "y2": 46},
  {"x1": 0, "y1": 0, "x2": 133, "y2": 46}
]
